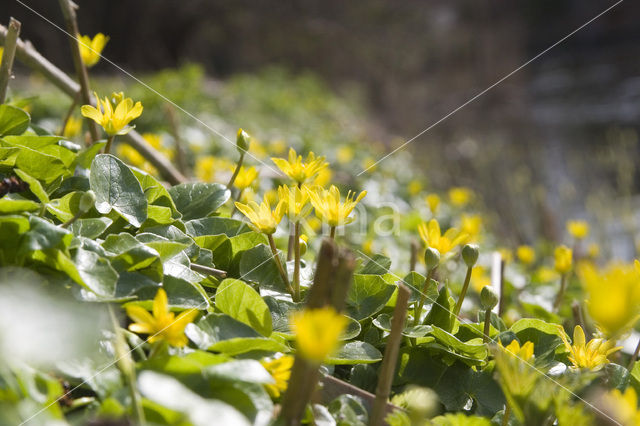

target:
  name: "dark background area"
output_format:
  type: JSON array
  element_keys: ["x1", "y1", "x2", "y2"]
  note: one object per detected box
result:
[{"x1": 2, "y1": 0, "x2": 640, "y2": 246}]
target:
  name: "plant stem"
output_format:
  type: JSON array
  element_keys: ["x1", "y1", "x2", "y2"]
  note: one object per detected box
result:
[
  {"x1": 165, "y1": 105, "x2": 188, "y2": 175},
  {"x1": 453, "y1": 265, "x2": 473, "y2": 316},
  {"x1": 628, "y1": 337, "x2": 640, "y2": 370},
  {"x1": 502, "y1": 402, "x2": 511, "y2": 426},
  {"x1": 226, "y1": 151, "x2": 245, "y2": 189},
  {"x1": 409, "y1": 240, "x2": 419, "y2": 272},
  {"x1": 413, "y1": 268, "x2": 435, "y2": 326},
  {"x1": 293, "y1": 221, "x2": 301, "y2": 301},
  {"x1": 497, "y1": 258, "x2": 506, "y2": 316},
  {"x1": 60, "y1": 211, "x2": 83, "y2": 228},
  {"x1": 329, "y1": 225, "x2": 336, "y2": 240},
  {"x1": 571, "y1": 301, "x2": 591, "y2": 340},
  {"x1": 0, "y1": 17, "x2": 20, "y2": 104},
  {"x1": 370, "y1": 283, "x2": 410, "y2": 426},
  {"x1": 268, "y1": 233, "x2": 295, "y2": 300},
  {"x1": 58, "y1": 92, "x2": 79, "y2": 137},
  {"x1": 483, "y1": 308, "x2": 492, "y2": 343},
  {"x1": 58, "y1": 0, "x2": 99, "y2": 143},
  {"x1": 553, "y1": 273, "x2": 568, "y2": 312},
  {"x1": 189, "y1": 263, "x2": 227, "y2": 279},
  {"x1": 104, "y1": 135, "x2": 115, "y2": 154}
]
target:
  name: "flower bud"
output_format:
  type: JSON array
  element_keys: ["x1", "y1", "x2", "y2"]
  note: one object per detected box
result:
[
  {"x1": 79, "y1": 190, "x2": 96, "y2": 212},
  {"x1": 236, "y1": 128, "x2": 250, "y2": 153},
  {"x1": 299, "y1": 235, "x2": 308, "y2": 256},
  {"x1": 424, "y1": 247, "x2": 440, "y2": 271},
  {"x1": 480, "y1": 286, "x2": 499, "y2": 310},
  {"x1": 462, "y1": 244, "x2": 479, "y2": 267}
]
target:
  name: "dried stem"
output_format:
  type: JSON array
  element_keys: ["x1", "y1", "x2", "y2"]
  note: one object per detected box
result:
[
  {"x1": 165, "y1": 105, "x2": 188, "y2": 175},
  {"x1": 571, "y1": 301, "x2": 591, "y2": 340},
  {"x1": 453, "y1": 265, "x2": 473, "y2": 316},
  {"x1": 58, "y1": 92, "x2": 80, "y2": 137},
  {"x1": 189, "y1": 263, "x2": 226, "y2": 279},
  {"x1": 57, "y1": 0, "x2": 99, "y2": 142},
  {"x1": 409, "y1": 239, "x2": 419, "y2": 272},
  {"x1": 497, "y1": 258, "x2": 506, "y2": 316},
  {"x1": 329, "y1": 225, "x2": 336, "y2": 240},
  {"x1": 0, "y1": 18, "x2": 20, "y2": 104},
  {"x1": 553, "y1": 273, "x2": 568, "y2": 312},
  {"x1": 370, "y1": 283, "x2": 410, "y2": 426},
  {"x1": 628, "y1": 337, "x2": 640, "y2": 370}
]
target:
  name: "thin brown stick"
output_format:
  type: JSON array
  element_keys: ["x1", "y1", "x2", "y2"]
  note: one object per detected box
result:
[
  {"x1": 571, "y1": 301, "x2": 591, "y2": 340},
  {"x1": 189, "y1": 263, "x2": 226, "y2": 279},
  {"x1": 58, "y1": 0, "x2": 99, "y2": 142},
  {"x1": 165, "y1": 105, "x2": 188, "y2": 175},
  {"x1": 409, "y1": 240, "x2": 419, "y2": 272},
  {"x1": 0, "y1": 24, "x2": 187, "y2": 185},
  {"x1": 497, "y1": 258, "x2": 506, "y2": 316},
  {"x1": 628, "y1": 337, "x2": 640, "y2": 370},
  {"x1": 0, "y1": 18, "x2": 21, "y2": 104},
  {"x1": 370, "y1": 283, "x2": 410, "y2": 426},
  {"x1": 58, "y1": 92, "x2": 80, "y2": 136},
  {"x1": 267, "y1": 234, "x2": 294, "y2": 299}
]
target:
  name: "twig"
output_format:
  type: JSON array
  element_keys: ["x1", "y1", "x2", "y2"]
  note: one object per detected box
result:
[
  {"x1": 0, "y1": 18, "x2": 21, "y2": 104},
  {"x1": 165, "y1": 105, "x2": 188, "y2": 175},
  {"x1": 189, "y1": 263, "x2": 226, "y2": 279},
  {"x1": 409, "y1": 240, "x2": 419, "y2": 272},
  {"x1": 58, "y1": 92, "x2": 80, "y2": 136},
  {"x1": 0, "y1": 24, "x2": 187, "y2": 185},
  {"x1": 57, "y1": 0, "x2": 99, "y2": 143},
  {"x1": 370, "y1": 283, "x2": 410, "y2": 426},
  {"x1": 293, "y1": 221, "x2": 302, "y2": 301},
  {"x1": 553, "y1": 273, "x2": 568, "y2": 312},
  {"x1": 497, "y1": 257, "x2": 506, "y2": 316}
]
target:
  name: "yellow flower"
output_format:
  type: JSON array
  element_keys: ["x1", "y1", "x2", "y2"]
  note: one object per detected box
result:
[
  {"x1": 312, "y1": 167, "x2": 332, "y2": 187},
  {"x1": 361, "y1": 157, "x2": 377, "y2": 172},
  {"x1": 516, "y1": 245, "x2": 536, "y2": 266},
  {"x1": 536, "y1": 266, "x2": 560, "y2": 283},
  {"x1": 233, "y1": 166, "x2": 259, "y2": 190},
  {"x1": 602, "y1": 387, "x2": 640, "y2": 426},
  {"x1": 448, "y1": 187, "x2": 473, "y2": 207},
  {"x1": 587, "y1": 243, "x2": 600, "y2": 259},
  {"x1": 235, "y1": 198, "x2": 285, "y2": 234},
  {"x1": 63, "y1": 116, "x2": 83, "y2": 138},
  {"x1": 407, "y1": 180, "x2": 422, "y2": 196},
  {"x1": 77, "y1": 33, "x2": 109, "y2": 67},
  {"x1": 559, "y1": 325, "x2": 621, "y2": 371},
  {"x1": 500, "y1": 340, "x2": 534, "y2": 362},
  {"x1": 117, "y1": 144, "x2": 157, "y2": 175},
  {"x1": 290, "y1": 307, "x2": 348, "y2": 363},
  {"x1": 417, "y1": 219, "x2": 468, "y2": 257},
  {"x1": 336, "y1": 145, "x2": 354, "y2": 164},
  {"x1": 578, "y1": 261, "x2": 640, "y2": 337},
  {"x1": 567, "y1": 220, "x2": 589, "y2": 240},
  {"x1": 554, "y1": 245, "x2": 573, "y2": 274},
  {"x1": 425, "y1": 194, "x2": 440, "y2": 213},
  {"x1": 268, "y1": 139, "x2": 287, "y2": 155},
  {"x1": 0, "y1": 47, "x2": 3, "y2": 63},
  {"x1": 260, "y1": 355, "x2": 294, "y2": 398},
  {"x1": 306, "y1": 185, "x2": 367, "y2": 228},
  {"x1": 471, "y1": 266, "x2": 491, "y2": 292},
  {"x1": 271, "y1": 147, "x2": 328, "y2": 184},
  {"x1": 460, "y1": 214, "x2": 482, "y2": 241},
  {"x1": 126, "y1": 288, "x2": 198, "y2": 348},
  {"x1": 277, "y1": 185, "x2": 312, "y2": 221},
  {"x1": 81, "y1": 92, "x2": 143, "y2": 136}
]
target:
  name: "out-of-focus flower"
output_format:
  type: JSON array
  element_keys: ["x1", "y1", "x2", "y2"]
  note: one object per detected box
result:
[
  {"x1": 336, "y1": 145, "x2": 354, "y2": 164},
  {"x1": 81, "y1": 92, "x2": 142, "y2": 136},
  {"x1": 307, "y1": 185, "x2": 366, "y2": 227},
  {"x1": 460, "y1": 214, "x2": 482, "y2": 241},
  {"x1": 498, "y1": 248, "x2": 513, "y2": 264},
  {"x1": 126, "y1": 288, "x2": 198, "y2": 348},
  {"x1": 418, "y1": 219, "x2": 468, "y2": 257},
  {"x1": 249, "y1": 137, "x2": 267, "y2": 159},
  {"x1": 559, "y1": 325, "x2": 621, "y2": 371},
  {"x1": 448, "y1": 187, "x2": 473, "y2": 207},
  {"x1": 278, "y1": 185, "x2": 312, "y2": 221},
  {"x1": 118, "y1": 133, "x2": 172, "y2": 175},
  {"x1": 588, "y1": 243, "x2": 600, "y2": 259},
  {"x1": 516, "y1": 245, "x2": 536, "y2": 266},
  {"x1": 471, "y1": 266, "x2": 491, "y2": 292},
  {"x1": 554, "y1": 245, "x2": 573, "y2": 274},
  {"x1": 233, "y1": 166, "x2": 259, "y2": 190},
  {"x1": 260, "y1": 355, "x2": 294, "y2": 398},
  {"x1": 269, "y1": 139, "x2": 287, "y2": 155},
  {"x1": 407, "y1": 180, "x2": 422, "y2": 196},
  {"x1": 194, "y1": 156, "x2": 234, "y2": 182},
  {"x1": 235, "y1": 198, "x2": 285, "y2": 235},
  {"x1": 77, "y1": 33, "x2": 109, "y2": 67},
  {"x1": 290, "y1": 307, "x2": 347, "y2": 363},
  {"x1": 361, "y1": 156, "x2": 377, "y2": 172},
  {"x1": 500, "y1": 340, "x2": 534, "y2": 362},
  {"x1": 578, "y1": 261, "x2": 640, "y2": 337},
  {"x1": 536, "y1": 266, "x2": 560, "y2": 283},
  {"x1": 272, "y1": 148, "x2": 328, "y2": 184},
  {"x1": 567, "y1": 220, "x2": 589, "y2": 240},
  {"x1": 0, "y1": 47, "x2": 3, "y2": 63},
  {"x1": 312, "y1": 167, "x2": 332, "y2": 187},
  {"x1": 426, "y1": 194, "x2": 440, "y2": 213},
  {"x1": 63, "y1": 116, "x2": 83, "y2": 138},
  {"x1": 601, "y1": 387, "x2": 640, "y2": 426}
]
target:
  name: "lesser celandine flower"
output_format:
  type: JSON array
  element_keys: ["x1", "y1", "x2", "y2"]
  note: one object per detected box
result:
[
  {"x1": 307, "y1": 185, "x2": 367, "y2": 228},
  {"x1": 260, "y1": 355, "x2": 294, "y2": 398},
  {"x1": 290, "y1": 307, "x2": 348, "y2": 363},
  {"x1": 77, "y1": 33, "x2": 109, "y2": 67},
  {"x1": 418, "y1": 218, "x2": 468, "y2": 257},
  {"x1": 126, "y1": 288, "x2": 198, "y2": 348},
  {"x1": 312, "y1": 167, "x2": 332, "y2": 187},
  {"x1": 271, "y1": 148, "x2": 328, "y2": 184},
  {"x1": 601, "y1": 387, "x2": 640, "y2": 426},
  {"x1": 460, "y1": 214, "x2": 482, "y2": 241},
  {"x1": 81, "y1": 92, "x2": 143, "y2": 136},
  {"x1": 448, "y1": 187, "x2": 473, "y2": 207},
  {"x1": 336, "y1": 145, "x2": 354, "y2": 164},
  {"x1": 278, "y1": 185, "x2": 312, "y2": 222},
  {"x1": 233, "y1": 166, "x2": 259, "y2": 190},
  {"x1": 500, "y1": 340, "x2": 534, "y2": 362},
  {"x1": 554, "y1": 245, "x2": 573, "y2": 274},
  {"x1": 559, "y1": 325, "x2": 621, "y2": 371},
  {"x1": 235, "y1": 198, "x2": 285, "y2": 235},
  {"x1": 516, "y1": 245, "x2": 536, "y2": 266},
  {"x1": 426, "y1": 194, "x2": 440, "y2": 213},
  {"x1": 63, "y1": 116, "x2": 83, "y2": 138},
  {"x1": 567, "y1": 220, "x2": 589, "y2": 240},
  {"x1": 578, "y1": 261, "x2": 640, "y2": 337}
]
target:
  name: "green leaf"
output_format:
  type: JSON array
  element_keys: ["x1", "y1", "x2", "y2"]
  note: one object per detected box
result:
[
  {"x1": 426, "y1": 326, "x2": 488, "y2": 363},
  {"x1": 402, "y1": 271, "x2": 437, "y2": 304},
  {"x1": 509, "y1": 318, "x2": 565, "y2": 359},
  {"x1": 357, "y1": 254, "x2": 391, "y2": 275},
  {"x1": 73, "y1": 248, "x2": 118, "y2": 297},
  {"x1": 0, "y1": 196, "x2": 39, "y2": 213},
  {"x1": 204, "y1": 360, "x2": 273, "y2": 384},
  {"x1": 0, "y1": 105, "x2": 30, "y2": 136},
  {"x1": 185, "y1": 217, "x2": 252, "y2": 238},
  {"x1": 20, "y1": 216, "x2": 73, "y2": 252},
  {"x1": 215, "y1": 279, "x2": 273, "y2": 336},
  {"x1": 14, "y1": 168, "x2": 49, "y2": 203},
  {"x1": 90, "y1": 154, "x2": 147, "y2": 227},
  {"x1": 46, "y1": 191, "x2": 84, "y2": 222},
  {"x1": 327, "y1": 341, "x2": 382, "y2": 364},
  {"x1": 328, "y1": 395, "x2": 369, "y2": 426},
  {"x1": 424, "y1": 285, "x2": 457, "y2": 333},
  {"x1": 142, "y1": 351, "x2": 229, "y2": 375},
  {"x1": 133, "y1": 276, "x2": 209, "y2": 309},
  {"x1": 168, "y1": 182, "x2": 230, "y2": 220},
  {"x1": 69, "y1": 217, "x2": 113, "y2": 239},
  {"x1": 239, "y1": 244, "x2": 289, "y2": 293},
  {"x1": 346, "y1": 274, "x2": 396, "y2": 320}
]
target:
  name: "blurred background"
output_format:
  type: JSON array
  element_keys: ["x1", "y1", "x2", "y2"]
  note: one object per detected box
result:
[{"x1": 2, "y1": 0, "x2": 640, "y2": 254}]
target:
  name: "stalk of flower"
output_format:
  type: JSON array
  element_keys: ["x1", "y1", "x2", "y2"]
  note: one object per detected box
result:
[
  {"x1": 227, "y1": 129, "x2": 250, "y2": 189},
  {"x1": 558, "y1": 325, "x2": 621, "y2": 371},
  {"x1": 413, "y1": 248, "x2": 439, "y2": 327},
  {"x1": 230, "y1": 165, "x2": 259, "y2": 213},
  {"x1": 77, "y1": 33, "x2": 109, "y2": 68},
  {"x1": 234, "y1": 197, "x2": 295, "y2": 299},
  {"x1": 552, "y1": 245, "x2": 573, "y2": 312},
  {"x1": 453, "y1": 244, "x2": 479, "y2": 316},
  {"x1": 306, "y1": 185, "x2": 367, "y2": 239},
  {"x1": 481, "y1": 286, "x2": 499, "y2": 343},
  {"x1": 125, "y1": 288, "x2": 199, "y2": 350},
  {"x1": 271, "y1": 147, "x2": 328, "y2": 184},
  {"x1": 278, "y1": 184, "x2": 312, "y2": 301},
  {"x1": 80, "y1": 91, "x2": 143, "y2": 153}
]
